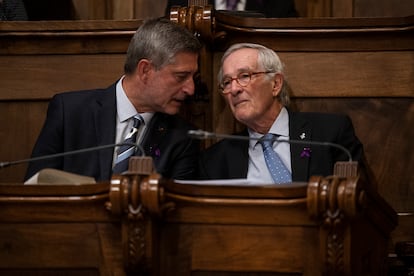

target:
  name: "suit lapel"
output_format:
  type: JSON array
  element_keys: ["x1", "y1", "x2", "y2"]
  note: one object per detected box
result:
[
  {"x1": 234, "y1": 141, "x2": 249, "y2": 178},
  {"x1": 93, "y1": 83, "x2": 117, "y2": 180},
  {"x1": 228, "y1": 130, "x2": 249, "y2": 178},
  {"x1": 289, "y1": 111, "x2": 311, "y2": 182},
  {"x1": 140, "y1": 113, "x2": 169, "y2": 159}
]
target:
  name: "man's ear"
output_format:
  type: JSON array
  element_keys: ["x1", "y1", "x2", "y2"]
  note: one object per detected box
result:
[
  {"x1": 272, "y1": 73, "x2": 284, "y2": 97},
  {"x1": 136, "y1": 59, "x2": 153, "y2": 82}
]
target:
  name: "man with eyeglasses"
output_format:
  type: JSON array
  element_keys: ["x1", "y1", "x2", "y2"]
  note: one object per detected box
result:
[
  {"x1": 198, "y1": 43, "x2": 370, "y2": 184},
  {"x1": 25, "y1": 18, "x2": 202, "y2": 182}
]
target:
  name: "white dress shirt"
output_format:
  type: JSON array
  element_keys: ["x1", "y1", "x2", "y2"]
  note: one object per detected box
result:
[
  {"x1": 247, "y1": 107, "x2": 292, "y2": 184},
  {"x1": 114, "y1": 76, "x2": 154, "y2": 166}
]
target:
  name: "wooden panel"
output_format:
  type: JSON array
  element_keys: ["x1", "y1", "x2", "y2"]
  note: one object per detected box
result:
[
  {"x1": 0, "y1": 184, "x2": 124, "y2": 275},
  {"x1": 72, "y1": 0, "x2": 108, "y2": 20},
  {"x1": 71, "y1": 0, "x2": 167, "y2": 20},
  {"x1": 0, "y1": 55, "x2": 124, "y2": 100},
  {"x1": 281, "y1": 51, "x2": 414, "y2": 98},
  {"x1": 191, "y1": 225, "x2": 319, "y2": 273},
  {"x1": 165, "y1": 200, "x2": 310, "y2": 225},
  {"x1": 212, "y1": 18, "x2": 414, "y2": 52},
  {"x1": 134, "y1": 0, "x2": 167, "y2": 19},
  {"x1": 112, "y1": 0, "x2": 134, "y2": 19},
  {"x1": 0, "y1": 21, "x2": 140, "y2": 56},
  {"x1": 0, "y1": 224, "x2": 102, "y2": 268},
  {"x1": 332, "y1": 0, "x2": 354, "y2": 17},
  {"x1": 306, "y1": 0, "x2": 331, "y2": 17},
  {"x1": 23, "y1": 0, "x2": 414, "y2": 20},
  {"x1": 355, "y1": 0, "x2": 414, "y2": 17},
  {"x1": 0, "y1": 102, "x2": 48, "y2": 183}
]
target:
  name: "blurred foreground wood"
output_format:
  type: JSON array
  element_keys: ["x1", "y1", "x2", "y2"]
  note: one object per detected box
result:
[{"x1": 0, "y1": 167, "x2": 396, "y2": 275}]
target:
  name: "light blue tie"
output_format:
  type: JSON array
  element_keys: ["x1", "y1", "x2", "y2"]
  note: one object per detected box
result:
[
  {"x1": 113, "y1": 115, "x2": 143, "y2": 174},
  {"x1": 259, "y1": 133, "x2": 292, "y2": 183}
]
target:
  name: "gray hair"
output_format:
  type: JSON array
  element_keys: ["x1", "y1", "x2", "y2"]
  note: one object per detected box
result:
[
  {"x1": 218, "y1": 43, "x2": 290, "y2": 106},
  {"x1": 124, "y1": 18, "x2": 202, "y2": 73}
]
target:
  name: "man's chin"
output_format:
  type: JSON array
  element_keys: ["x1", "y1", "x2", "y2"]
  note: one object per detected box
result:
[
  {"x1": 164, "y1": 104, "x2": 181, "y2": 115},
  {"x1": 233, "y1": 109, "x2": 254, "y2": 123},
  {"x1": 233, "y1": 105, "x2": 251, "y2": 116}
]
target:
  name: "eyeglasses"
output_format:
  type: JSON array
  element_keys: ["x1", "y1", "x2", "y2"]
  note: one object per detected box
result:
[{"x1": 219, "y1": 71, "x2": 275, "y2": 94}]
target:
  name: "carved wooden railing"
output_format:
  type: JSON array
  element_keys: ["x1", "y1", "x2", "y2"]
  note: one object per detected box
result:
[
  {"x1": 0, "y1": 170, "x2": 397, "y2": 275},
  {"x1": 107, "y1": 158, "x2": 397, "y2": 275},
  {"x1": 169, "y1": 5, "x2": 414, "y2": 49},
  {"x1": 170, "y1": 4, "x2": 215, "y2": 44}
]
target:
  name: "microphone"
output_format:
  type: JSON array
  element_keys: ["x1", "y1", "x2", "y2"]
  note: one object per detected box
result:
[
  {"x1": 188, "y1": 129, "x2": 353, "y2": 162},
  {"x1": 0, "y1": 143, "x2": 145, "y2": 169}
]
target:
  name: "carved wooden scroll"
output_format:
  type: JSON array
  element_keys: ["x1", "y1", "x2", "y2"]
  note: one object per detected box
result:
[
  {"x1": 307, "y1": 175, "x2": 366, "y2": 275},
  {"x1": 106, "y1": 157, "x2": 169, "y2": 273},
  {"x1": 169, "y1": 5, "x2": 216, "y2": 44},
  {"x1": 107, "y1": 174, "x2": 148, "y2": 273}
]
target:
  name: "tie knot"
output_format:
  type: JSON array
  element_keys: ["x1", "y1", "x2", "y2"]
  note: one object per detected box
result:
[
  {"x1": 260, "y1": 133, "x2": 276, "y2": 148},
  {"x1": 132, "y1": 114, "x2": 144, "y2": 128}
]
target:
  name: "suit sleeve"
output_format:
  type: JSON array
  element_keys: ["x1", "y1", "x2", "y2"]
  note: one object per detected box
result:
[
  {"x1": 336, "y1": 115, "x2": 364, "y2": 162},
  {"x1": 167, "y1": 137, "x2": 200, "y2": 180},
  {"x1": 24, "y1": 95, "x2": 65, "y2": 180}
]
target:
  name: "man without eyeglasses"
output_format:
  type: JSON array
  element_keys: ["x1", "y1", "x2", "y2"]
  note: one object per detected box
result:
[{"x1": 25, "y1": 18, "x2": 203, "y2": 182}]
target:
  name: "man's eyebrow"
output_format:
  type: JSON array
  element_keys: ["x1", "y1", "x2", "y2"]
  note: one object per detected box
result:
[
  {"x1": 174, "y1": 70, "x2": 192, "y2": 74},
  {"x1": 223, "y1": 67, "x2": 252, "y2": 78}
]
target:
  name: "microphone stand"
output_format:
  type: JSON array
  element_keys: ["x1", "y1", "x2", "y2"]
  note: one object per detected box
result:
[
  {"x1": 188, "y1": 130, "x2": 353, "y2": 162},
  {"x1": 0, "y1": 143, "x2": 144, "y2": 169}
]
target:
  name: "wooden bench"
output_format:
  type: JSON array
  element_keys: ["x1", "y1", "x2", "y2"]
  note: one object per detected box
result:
[
  {"x1": 0, "y1": 166, "x2": 397, "y2": 275},
  {"x1": 0, "y1": 11, "x2": 413, "y2": 272}
]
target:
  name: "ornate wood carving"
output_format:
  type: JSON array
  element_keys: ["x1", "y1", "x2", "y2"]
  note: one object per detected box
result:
[
  {"x1": 169, "y1": 5, "x2": 217, "y2": 44},
  {"x1": 108, "y1": 174, "x2": 150, "y2": 273},
  {"x1": 107, "y1": 157, "x2": 175, "y2": 273},
  {"x1": 307, "y1": 175, "x2": 366, "y2": 275}
]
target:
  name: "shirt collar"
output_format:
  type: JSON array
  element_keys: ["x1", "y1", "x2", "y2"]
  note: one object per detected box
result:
[
  {"x1": 116, "y1": 76, "x2": 137, "y2": 123},
  {"x1": 269, "y1": 107, "x2": 289, "y2": 137},
  {"x1": 116, "y1": 76, "x2": 154, "y2": 125},
  {"x1": 249, "y1": 107, "x2": 290, "y2": 149}
]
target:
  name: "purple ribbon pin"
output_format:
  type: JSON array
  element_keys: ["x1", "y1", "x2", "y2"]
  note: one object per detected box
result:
[{"x1": 300, "y1": 147, "x2": 311, "y2": 158}]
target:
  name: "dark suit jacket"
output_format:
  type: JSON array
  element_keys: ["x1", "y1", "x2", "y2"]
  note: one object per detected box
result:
[
  {"x1": 199, "y1": 111, "x2": 365, "y2": 182},
  {"x1": 166, "y1": 0, "x2": 298, "y2": 18},
  {"x1": 25, "y1": 82, "x2": 200, "y2": 182},
  {"x1": 0, "y1": 0, "x2": 28, "y2": 21}
]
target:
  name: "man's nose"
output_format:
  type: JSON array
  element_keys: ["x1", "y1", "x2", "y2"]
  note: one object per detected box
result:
[{"x1": 183, "y1": 77, "x2": 195, "y2": 96}]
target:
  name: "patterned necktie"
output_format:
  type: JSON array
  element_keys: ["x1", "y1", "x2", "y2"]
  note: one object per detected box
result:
[
  {"x1": 112, "y1": 115, "x2": 143, "y2": 174},
  {"x1": 259, "y1": 133, "x2": 292, "y2": 183},
  {"x1": 226, "y1": 0, "x2": 239, "y2": 10}
]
